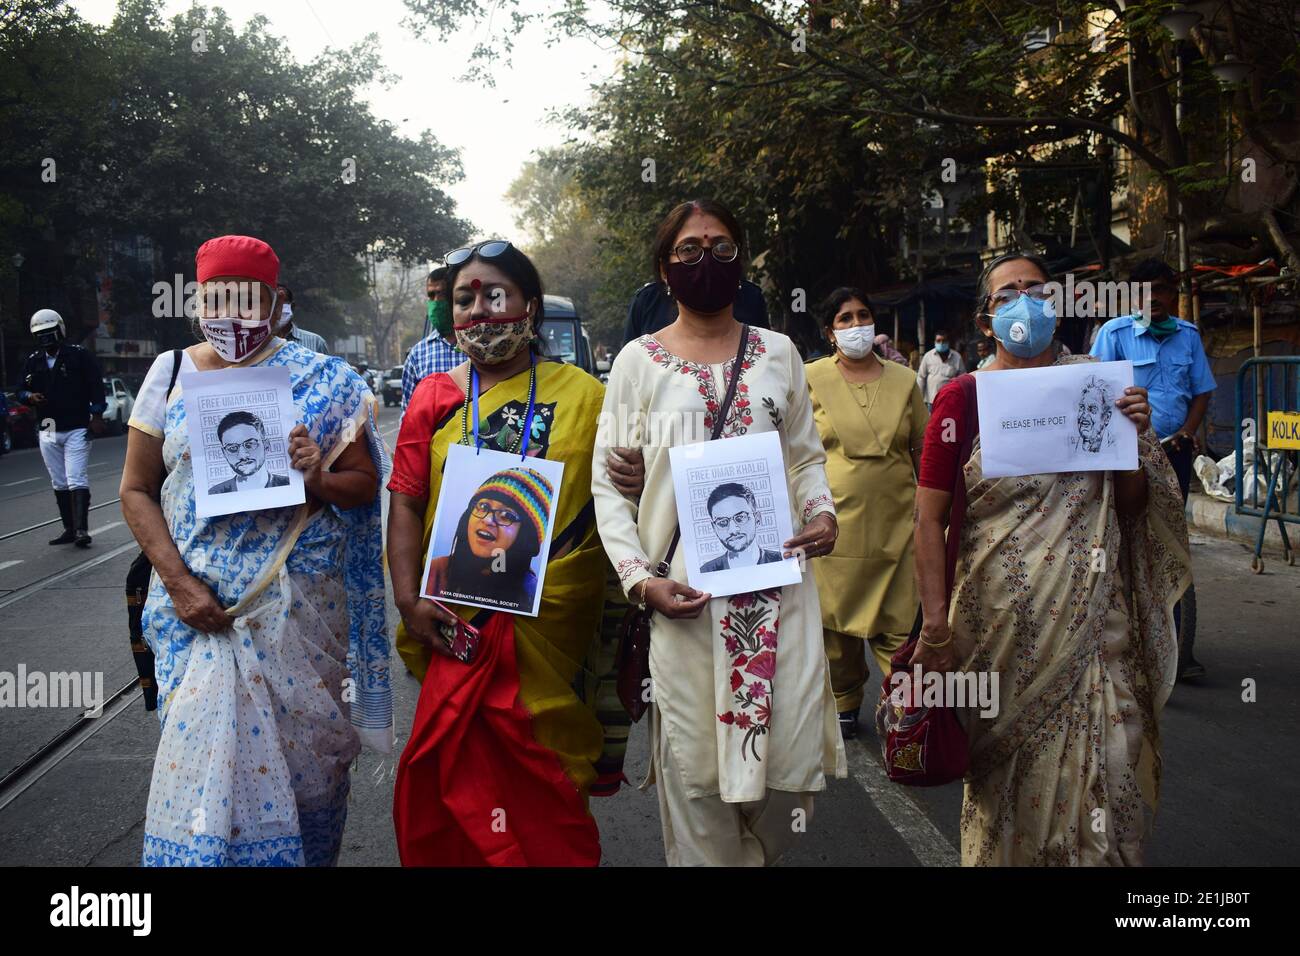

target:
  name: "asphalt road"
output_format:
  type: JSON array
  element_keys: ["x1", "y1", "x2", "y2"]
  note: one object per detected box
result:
[{"x1": 0, "y1": 405, "x2": 1297, "y2": 866}]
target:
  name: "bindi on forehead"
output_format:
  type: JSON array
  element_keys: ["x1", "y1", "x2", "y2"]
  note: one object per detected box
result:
[{"x1": 470, "y1": 278, "x2": 482, "y2": 290}]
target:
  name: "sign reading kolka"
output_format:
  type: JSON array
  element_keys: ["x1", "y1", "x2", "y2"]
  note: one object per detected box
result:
[{"x1": 1267, "y1": 410, "x2": 1300, "y2": 449}]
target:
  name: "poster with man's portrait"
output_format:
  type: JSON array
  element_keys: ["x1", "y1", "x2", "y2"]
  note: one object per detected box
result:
[
  {"x1": 976, "y1": 359, "x2": 1138, "y2": 478},
  {"x1": 420, "y1": 443, "x2": 564, "y2": 617},
  {"x1": 669, "y1": 431, "x2": 801, "y2": 598},
  {"x1": 181, "y1": 366, "x2": 305, "y2": 518}
]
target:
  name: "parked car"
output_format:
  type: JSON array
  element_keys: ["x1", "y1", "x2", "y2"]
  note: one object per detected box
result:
[
  {"x1": 382, "y1": 366, "x2": 403, "y2": 407},
  {"x1": 102, "y1": 377, "x2": 135, "y2": 435},
  {"x1": 3, "y1": 390, "x2": 38, "y2": 449},
  {"x1": 539, "y1": 296, "x2": 595, "y2": 376}
]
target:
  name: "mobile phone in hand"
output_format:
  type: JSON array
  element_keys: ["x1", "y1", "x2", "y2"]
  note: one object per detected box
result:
[{"x1": 429, "y1": 599, "x2": 480, "y2": 664}]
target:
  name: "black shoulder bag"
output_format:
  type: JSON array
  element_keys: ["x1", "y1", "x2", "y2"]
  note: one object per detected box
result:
[
  {"x1": 126, "y1": 349, "x2": 182, "y2": 711},
  {"x1": 615, "y1": 325, "x2": 750, "y2": 721}
]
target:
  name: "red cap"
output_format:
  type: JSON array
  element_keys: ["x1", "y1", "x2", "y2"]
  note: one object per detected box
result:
[{"x1": 195, "y1": 235, "x2": 280, "y2": 288}]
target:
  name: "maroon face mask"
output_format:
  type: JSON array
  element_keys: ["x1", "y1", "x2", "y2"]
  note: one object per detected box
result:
[{"x1": 665, "y1": 256, "x2": 742, "y2": 314}]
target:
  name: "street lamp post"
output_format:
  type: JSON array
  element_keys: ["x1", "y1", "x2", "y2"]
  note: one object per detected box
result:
[
  {"x1": 1210, "y1": 53, "x2": 1253, "y2": 178},
  {"x1": 1160, "y1": 4, "x2": 1202, "y2": 322},
  {"x1": 3, "y1": 252, "x2": 24, "y2": 390}
]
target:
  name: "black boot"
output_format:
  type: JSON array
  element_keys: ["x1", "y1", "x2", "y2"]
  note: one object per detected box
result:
[
  {"x1": 48, "y1": 490, "x2": 76, "y2": 545},
  {"x1": 72, "y1": 488, "x2": 92, "y2": 548}
]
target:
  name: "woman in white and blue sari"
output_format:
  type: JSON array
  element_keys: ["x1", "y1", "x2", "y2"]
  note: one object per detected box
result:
[{"x1": 121, "y1": 235, "x2": 392, "y2": 866}]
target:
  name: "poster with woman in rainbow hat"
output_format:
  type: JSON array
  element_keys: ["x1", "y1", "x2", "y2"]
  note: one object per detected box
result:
[{"x1": 419, "y1": 443, "x2": 563, "y2": 616}]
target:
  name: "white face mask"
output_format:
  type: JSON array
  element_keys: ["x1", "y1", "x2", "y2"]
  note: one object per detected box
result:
[{"x1": 834, "y1": 324, "x2": 875, "y2": 359}]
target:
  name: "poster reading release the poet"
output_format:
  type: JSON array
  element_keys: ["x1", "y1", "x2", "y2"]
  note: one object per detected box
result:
[
  {"x1": 420, "y1": 443, "x2": 564, "y2": 617},
  {"x1": 669, "y1": 431, "x2": 802, "y2": 598},
  {"x1": 976, "y1": 359, "x2": 1138, "y2": 479},
  {"x1": 181, "y1": 365, "x2": 305, "y2": 519}
]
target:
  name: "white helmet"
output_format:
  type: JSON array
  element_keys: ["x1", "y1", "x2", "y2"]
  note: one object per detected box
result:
[{"x1": 30, "y1": 309, "x2": 66, "y2": 346}]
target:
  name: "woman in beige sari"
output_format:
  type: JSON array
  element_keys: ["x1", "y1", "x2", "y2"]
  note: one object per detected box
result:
[
  {"x1": 806, "y1": 287, "x2": 927, "y2": 739},
  {"x1": 912, "y1": 253, "x2": 1190, "y2": 866}
]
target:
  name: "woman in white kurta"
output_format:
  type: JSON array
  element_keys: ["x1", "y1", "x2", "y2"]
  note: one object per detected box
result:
[{"x1": 591, "y1": 199, "x2": 846, "y2": 866}]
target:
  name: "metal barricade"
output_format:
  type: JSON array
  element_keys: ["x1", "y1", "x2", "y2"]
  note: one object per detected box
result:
[{"x1": 1234, "y1": 356, "x2": 1299, "y2": 571}]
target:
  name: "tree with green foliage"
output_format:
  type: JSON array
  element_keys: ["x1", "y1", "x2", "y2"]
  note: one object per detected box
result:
[
  {"x1": 405, "y1": 0, "x2": 1300, "y2": 306},
  {"x1": 1, "y1": 0, "x2": 471, "y2": 377}
]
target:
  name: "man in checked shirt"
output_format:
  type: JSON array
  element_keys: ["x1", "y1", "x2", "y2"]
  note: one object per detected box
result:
[{"x1": 401, "y1": 266, "x2": 465, "y2": 409}]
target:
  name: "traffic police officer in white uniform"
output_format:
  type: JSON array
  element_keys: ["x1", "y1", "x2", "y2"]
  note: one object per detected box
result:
[{"x1": 19, "y1": 309, "x2": 106, "y2": 547}]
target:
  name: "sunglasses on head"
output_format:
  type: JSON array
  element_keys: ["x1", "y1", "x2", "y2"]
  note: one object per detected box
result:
[{"x1": 443, "y1": 240, "x2": 515, "y2": 267}]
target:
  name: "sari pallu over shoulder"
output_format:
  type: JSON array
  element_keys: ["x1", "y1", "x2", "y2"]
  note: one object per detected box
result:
[
  {"x1": 141, "y1": 340, "x2": 392, "y2": 867},
  {"x1": 393, "y1": 361, "x2": 610, "y2": 866},
  {"x1": 951, "y1": 355, "x2": 1189, "y2": 817}
]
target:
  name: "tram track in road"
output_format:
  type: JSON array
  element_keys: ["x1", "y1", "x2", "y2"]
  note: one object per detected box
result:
[
  {"x1": 0, "y1": 523, "x2": 145, "y2": 814},
  {"x1": 0, "y1": 496, "x2": 124, "y2": 544},
  {"x1": 0, "y1": 538, "x2": 138, "y2": 611},
  {"x1": 0, "y1": 677, "x2": 141, "y2": 813}
]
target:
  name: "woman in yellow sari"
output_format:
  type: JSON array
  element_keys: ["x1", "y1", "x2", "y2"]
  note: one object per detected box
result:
[
  {"x1": 913, "y1": 253, "x2": 1190, "y2": 866},
  {"x1": 388, "y1": 241, "x2": 610, "y2": 866},
  {"x1": 806, "y1": 287, "x2": 927, "y2": 739}
]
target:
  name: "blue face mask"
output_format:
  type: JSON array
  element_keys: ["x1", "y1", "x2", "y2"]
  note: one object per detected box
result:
[
  {"x1": 990, "y1": 293, "x2": 1057, "y2": 358},
  {"x1": 935, "y1": 342, "x2": 949, "y2": 355}
]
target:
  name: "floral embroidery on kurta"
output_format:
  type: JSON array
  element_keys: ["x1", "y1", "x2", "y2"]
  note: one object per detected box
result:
[
  {"x1": 802, "y1": 493, "x2": 834, "y2": 523},
  {"x1": 615, "y1": 556, "x2": 652, "y2": 585},
  {"x1": 641, "y1": 329, "x2": 766, "y2": 437},
  {"x1": 717, "y1": 589, "x2": 782, "y2": 761}
]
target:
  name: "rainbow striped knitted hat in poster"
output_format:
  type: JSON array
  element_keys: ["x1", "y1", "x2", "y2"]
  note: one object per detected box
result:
[{"x1": 472, "y1": 467, "x2": 554, "y2": 546}]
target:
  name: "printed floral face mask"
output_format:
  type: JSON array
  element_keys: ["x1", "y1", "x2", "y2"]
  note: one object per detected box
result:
[{"x1": 453, "y1": 312, "x2": 533, "y2": 365}]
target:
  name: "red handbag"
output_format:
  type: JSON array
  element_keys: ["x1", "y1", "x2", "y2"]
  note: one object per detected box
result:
[{"x1": 875, "y1": 374, "x2": 977, "y2": 786}]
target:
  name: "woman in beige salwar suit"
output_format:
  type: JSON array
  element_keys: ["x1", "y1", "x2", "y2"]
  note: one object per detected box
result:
[
  {"x1": 806, "y1": 287, "x2": 927, "y2": 739},
  {"x1": 593, "y1": 200, "x2": 846, "y2": 867}
]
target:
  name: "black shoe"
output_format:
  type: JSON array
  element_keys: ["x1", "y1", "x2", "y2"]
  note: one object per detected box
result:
[
  {"x1": 1178, "y1": 658, "x2": 1207, "y2": 681},
  {"x1": 48, "y1": 490, "x2": 76, "y2": 545},
  {"x1": 838, "y1": 709, "x2": 859, "y2": 740},
  {"x1": 72, "y1": 488, "x2": 92, "y2": 548}
]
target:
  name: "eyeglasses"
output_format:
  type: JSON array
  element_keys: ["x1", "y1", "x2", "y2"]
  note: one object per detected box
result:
[
  {"x1": 443, "y1": 240, "x2": 515, "y2": 267},
  {"x1": 471, "y1": 499, "x2": 523, "y2": 527},
  {"x1": 987, "y1": 284, "x2": 1052, "y2": 310},
  {"x1": 221, "y1": 437, "x2": 263, "y2": 456},
  {"x1": 198, "y1": 282, "x2": 278, "y2": 321},
  {"x1": 673, "y1": 240, "x2": 739, "y2": 266},
  {"x1": 711, "y1": 511, "x2": 753, "y2": 531}
]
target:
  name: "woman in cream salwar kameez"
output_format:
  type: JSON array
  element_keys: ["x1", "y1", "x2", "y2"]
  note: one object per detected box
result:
[
  {"x1": 592, "y1": 200, "x2": 845, "y2": 867},
  {"x1": 913, "y1": 253, "x2": 1189, "y2": 866},
  {"x1": 121, "y1": 235, "x2": 391, "y2": 867}
]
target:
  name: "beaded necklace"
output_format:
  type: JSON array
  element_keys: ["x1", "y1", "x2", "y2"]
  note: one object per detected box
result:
[{"x1": 460, "y1": 354, "x2": 538, "y2": 458}]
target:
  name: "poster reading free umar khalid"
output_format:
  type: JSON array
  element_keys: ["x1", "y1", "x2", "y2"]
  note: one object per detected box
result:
[
  {"x1": 669, "y1": 431, "x2": 803, "y2": 598},
  {"x1": 181, "y1": 366, "x2": 306, "y2": 519}
]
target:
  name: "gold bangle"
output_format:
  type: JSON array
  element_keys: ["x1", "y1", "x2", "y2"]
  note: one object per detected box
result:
[{"x1": 919, "y1": 633, "x2": 952, "y2": 649}]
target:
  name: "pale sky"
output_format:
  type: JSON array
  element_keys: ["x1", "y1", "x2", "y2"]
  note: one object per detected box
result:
[{"x1": 72, "y1": 0, "x2": 619, "y2": 254}]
